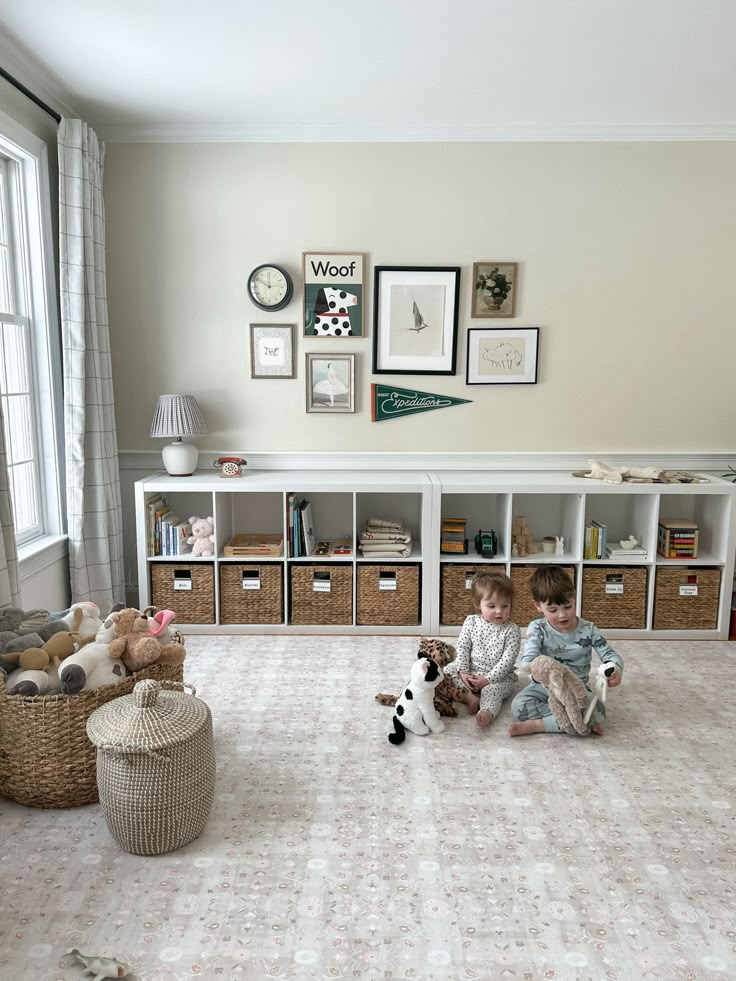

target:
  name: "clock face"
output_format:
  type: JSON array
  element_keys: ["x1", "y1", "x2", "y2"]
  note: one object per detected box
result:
[{"x1": 248, "y1": 264, "x2": 293, "y2": 311}]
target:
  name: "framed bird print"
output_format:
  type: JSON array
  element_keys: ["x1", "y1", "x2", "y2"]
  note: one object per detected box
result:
[
  {"x1": 372, "y1": 266, "x2": 460, "y2": 375},
  {"x1": 249, "y1": 323, "x2": 295, "y2": 378}
]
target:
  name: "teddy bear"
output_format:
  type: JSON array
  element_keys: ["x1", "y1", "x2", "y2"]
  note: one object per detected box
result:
[
  {"x1": 106, "y1": 607, "x2": 186, "y2": 673},
  {"x1": 375, "y1": 638, "x2": 458, "y2": 717},
  {"x1": 528, "y1": 654, "x2": 590, "y2": 735},
  {"x1": 187, "y1": 515, "x2": 215, "y2": 557}
]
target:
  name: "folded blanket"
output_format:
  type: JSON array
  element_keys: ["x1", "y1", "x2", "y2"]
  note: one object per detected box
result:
[
  {"x1": 366, "y1": 517, "x2": 404, "y2": 533},
  {"x1": 359, "y1": 542, "x2": 412, "y2": 557},
  {"x1": 360, "y1": 531, "x2": 412, "y2": 544}
]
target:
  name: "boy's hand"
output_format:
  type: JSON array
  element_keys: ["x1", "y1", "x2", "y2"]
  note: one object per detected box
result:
[{"x1": 607, "y1": 670, "x2": 622, "y2": 688}]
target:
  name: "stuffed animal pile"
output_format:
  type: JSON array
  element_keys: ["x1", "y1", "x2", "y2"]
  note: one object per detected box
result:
[{"x1": 0, "y1": 604, "x2": 186, "y2": 697}]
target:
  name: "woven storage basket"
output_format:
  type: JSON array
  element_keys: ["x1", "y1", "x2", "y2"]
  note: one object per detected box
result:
[
  {"x1": 440, "y1": 564, "x2": 506, "y2": 625},
  {"x1": 356, "y1": 564, "x2": 419, "y2": 625},
  {"x1": 0, "y1": 661, "x2": 183, "y2": 809},
  {"x1": 220, "y1": 563, "x2": 283, "y2": 624},
  {"x1": 87, "y1": 679, "x2": 215, "y2": 855},
  {"x1": 581, "y1": 566, "x2": 648, "y2": 629},
  {"x1": 151, "y1": 563, "x2": 215, "y2": 624},
  {"x1": 510, "y1": 565, "x2": 576, "y2": 628},
  {"x1": 653, "y1": 566, "x2": 721, "y2": 630},
  {"x1": 290, "y1": 564, "x2": 353, "y2": 625}
]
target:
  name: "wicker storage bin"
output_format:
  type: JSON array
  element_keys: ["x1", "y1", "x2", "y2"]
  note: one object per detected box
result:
[
  {"x1": 357, "y1": 564, "x2": 420, "y2": 625},
  {"x1": 87, "y1": 679, "x2": 215, "y2": 855},
  {"x1": 653, "y1": 566, "x2": 721, "y2": 630},
  {"x1": 440, "y1": 564, "x2": 506, "y2": 625},
  {"x1": 581, "y1": 566, "x2": 648, "y2": 629},
  {"x1": 220, "y1": 563, "x2": 283, "y2": 624},
  {"x1": 510, "y1": 565, "x2": 576, "y2": 628},
  {"x1": 0, "y1": 661, "x2": 184, "y2": 809},
  {"x1": 151, "y1": 563, "x2": 215, "y2": 624},
  {"x1": 290, "y1": 564, "x2": 353, "y2": 625}
]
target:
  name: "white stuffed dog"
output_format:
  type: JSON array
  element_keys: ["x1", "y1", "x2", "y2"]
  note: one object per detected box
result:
[{"x1": 388, "y1": 655, "x2": 446, "y2": 745}]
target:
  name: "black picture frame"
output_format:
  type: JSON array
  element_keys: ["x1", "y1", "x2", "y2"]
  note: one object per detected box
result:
[
  {"x1": 372, "y1": 266, "x2": 460, "y2": 375},
  {"x1": 465, "y1": 326, "x2": 540, "y2": 385}
]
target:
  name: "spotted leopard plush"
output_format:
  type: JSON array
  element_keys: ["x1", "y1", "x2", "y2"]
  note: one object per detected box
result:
[{"x1": 375, "y1": 637, "x2": 459, "y2": 717}]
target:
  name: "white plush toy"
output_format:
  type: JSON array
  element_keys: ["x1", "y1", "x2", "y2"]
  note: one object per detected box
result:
[
  {"x1": 59, "y1": 643, "x2": 128, "y2": 694},
  {"x1": 583, "y1": 662, "x2": 617, "y2": 725},
  {"x1": 4, "y1": 664, "x2": 61, "y2": 696},
  {"x1": 388, "y1": 655, "x2": 446, "y2": 745},
  {"x1": 61, "y1": 602, "x2": 103, "y2": 644}
]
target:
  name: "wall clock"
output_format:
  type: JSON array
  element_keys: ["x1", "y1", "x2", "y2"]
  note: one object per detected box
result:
[{"x1": 247, "y1": 263, "x2": 294, "y2": 311}]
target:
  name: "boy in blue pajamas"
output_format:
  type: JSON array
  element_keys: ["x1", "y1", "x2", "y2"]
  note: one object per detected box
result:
[{"x1": 509, "y1": 566, "x2": 623, "y2": 736}]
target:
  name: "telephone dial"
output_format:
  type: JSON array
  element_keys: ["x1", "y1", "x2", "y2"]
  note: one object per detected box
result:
[{"x1": 214, "y1": 456, "x2": 247, "y2": 478}]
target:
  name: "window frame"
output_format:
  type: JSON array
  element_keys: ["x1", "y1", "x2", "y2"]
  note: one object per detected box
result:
[{"x1": 0, "y1": 109, "x2": 64, "y2": 550}]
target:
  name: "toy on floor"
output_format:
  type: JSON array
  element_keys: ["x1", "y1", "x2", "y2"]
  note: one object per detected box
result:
[
  {"x1": 68, "y1": 947, "x2": 131, "y2": 978},
  {"x1": 375, "y1": 638, "x2": 458, "y2": 717},
  {"x1": 529, "y1": 654, "x2": 590, "y2": 735},
  {"x1": 583, "y1": 662, "x2": 617, "y2": 725},
  {"x1": 388, "y1": 654, "x2": 446, "y2": 745}
]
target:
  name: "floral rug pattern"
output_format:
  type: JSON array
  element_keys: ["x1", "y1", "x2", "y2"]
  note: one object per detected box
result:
[{"x1": 1, "y1": 636, "x2": 735, "y2": 980}]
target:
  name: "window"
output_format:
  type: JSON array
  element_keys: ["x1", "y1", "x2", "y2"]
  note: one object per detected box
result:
[{"x1": 0, "y1": 114, "x2": 63, "y2": 548}]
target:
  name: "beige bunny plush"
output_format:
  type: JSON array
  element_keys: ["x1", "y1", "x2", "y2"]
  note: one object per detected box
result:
[{"x1": 529, "y1": 654, "x2": 590, "y2": 735}]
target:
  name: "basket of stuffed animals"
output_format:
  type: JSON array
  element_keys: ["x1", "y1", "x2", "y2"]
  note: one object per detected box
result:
[{"x1": 0, "y1": 660, "x2": 184, "y2": 809}]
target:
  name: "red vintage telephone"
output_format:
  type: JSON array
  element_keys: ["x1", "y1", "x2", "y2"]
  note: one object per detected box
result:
[{"x1": 214, "y1": 456, "x2": 247, "y2": 477}]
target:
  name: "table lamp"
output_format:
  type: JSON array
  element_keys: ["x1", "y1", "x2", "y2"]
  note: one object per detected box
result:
[{"x1": 150, "y1": 394, "x2": 207, "y2": 476}]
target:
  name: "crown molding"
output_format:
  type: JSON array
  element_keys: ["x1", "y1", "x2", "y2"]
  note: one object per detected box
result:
[
  {"x1": 0, "y1": 37, "x2": 79, "y2": 120},
  {"x1": 118, "y1": 449, "x2": 735, "y2": 474},
  {"x1": 98, "y1": 121, "x2": 736, "y2": 144}
]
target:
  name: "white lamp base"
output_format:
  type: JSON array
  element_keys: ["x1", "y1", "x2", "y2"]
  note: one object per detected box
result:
[{"x1": 162, "y1": 441, "x2": 199, "y2": 476}]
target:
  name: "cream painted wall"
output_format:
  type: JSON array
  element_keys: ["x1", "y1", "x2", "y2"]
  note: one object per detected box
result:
[{"x1": 105, "y1": 141, "x2": 736, "y2": 455}]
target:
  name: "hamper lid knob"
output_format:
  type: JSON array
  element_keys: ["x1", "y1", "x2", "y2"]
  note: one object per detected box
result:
[{"x1": 134, "y1": 679, "x2": 160, "y2": 708}]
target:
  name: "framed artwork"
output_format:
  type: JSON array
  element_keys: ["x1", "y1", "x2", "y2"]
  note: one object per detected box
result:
[
  {"x1": 306, "y1": 352, "x2": 355, "y2": 412},
  {"x1": 372, "y1": 266, "x2": 460, "y2": 375},
  {"x1": 472, "y1": 261, "x2": 518, "y2": 318},
  {"x1": 303, "y1": 252, "x2": 365, "y2": 337},
  {"x1": 249, "y1": 323, "x2": 295, "y2": 378},
  {"x1": 466, "y1": 326, "x2": 539, "y2": 385}
]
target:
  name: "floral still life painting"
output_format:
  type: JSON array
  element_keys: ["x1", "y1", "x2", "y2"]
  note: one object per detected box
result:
[
  {"x1": 472, "y1": 261, "x2": 518, "y2": 318},
  {"x1": 306, "y1": 353, "x2": 355, "y2": 412}
]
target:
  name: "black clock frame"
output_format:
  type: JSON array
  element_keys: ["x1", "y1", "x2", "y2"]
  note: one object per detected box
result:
[{"x1": 247, "y1": 263, "x2": 294, "y2": 312}]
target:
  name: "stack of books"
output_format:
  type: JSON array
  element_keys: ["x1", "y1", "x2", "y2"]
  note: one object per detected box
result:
[
  {"x1": 145, "y1": 494, "x2": 192, "y2": 556},
  {"x1": 657, "y1": 519, "x2": 699, "y2": 559},
  {"x1": 606, "y1": 541, "x2": 648, "y2": 559},
  {"x1": 584, "y1": 519, "x2": 608, "y2": 559},
  {"x1": 286, "y1": 493, "x2": 317, "y2": 557}
]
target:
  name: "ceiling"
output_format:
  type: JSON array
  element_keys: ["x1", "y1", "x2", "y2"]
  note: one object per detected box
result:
[{"x1": 1, "y1": 0, "x2": 735, "y2": 142}]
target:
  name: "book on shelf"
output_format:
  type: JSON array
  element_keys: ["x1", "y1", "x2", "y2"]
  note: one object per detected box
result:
[
  {"x1": 309, "y1": 538, "x2": 352, "y2": 557},
  {"x1": 300, "y1": 499, "x2": 316, "y2": 557},
  {"x1": 606, "y1": 543, "x2": 647, "y2": 558},
  {"x1": 591, "y1": 519, "x2": 607, "y2": 559}
]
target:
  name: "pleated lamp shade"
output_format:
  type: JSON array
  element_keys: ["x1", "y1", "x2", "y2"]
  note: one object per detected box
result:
[{"x1": 150, "y1": 394, "x2": 207, "y2": 476}]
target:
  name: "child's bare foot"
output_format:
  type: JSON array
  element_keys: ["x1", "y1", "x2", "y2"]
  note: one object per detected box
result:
[
  {"x1": 508, "y1": 720, "x2": 545, "y2": 736},
  {"x1": 591, "y1": 723, "x2": 604, "y2": 735},
  {"x1": 476, "y1": 710, "x2": 493, "y2": 729},
  {"x1": 465, "y1": 692, "x2": 481, "y2": 715}
]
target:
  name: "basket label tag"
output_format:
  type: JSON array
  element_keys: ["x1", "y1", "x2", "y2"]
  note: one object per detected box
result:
[
  {"x1": 173, "y1": 570, "x2": 193, "y2": 590},
  {"x1": 679, "y1": 583, "x2": 698, "y2": 597},
  {"x1": 379, "y1": 572, "x2": 397, "y2": 591},
  {"x1": 465, "y1": 574, "x2": 474, "y2": 590},
  {"x1": 605, "y1": 573, "x2": 624, "y2": 595},
  {"x1": 313, "y1": 571, "x2": 331, "y2": 592},
  {"x1": 242, "y1": 570, "x2": 261, "y2": 590}
]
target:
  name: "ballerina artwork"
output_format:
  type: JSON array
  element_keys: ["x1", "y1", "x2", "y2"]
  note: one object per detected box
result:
[{"x1": 308, "y1": 355, "x2": 354, "y2": 412}]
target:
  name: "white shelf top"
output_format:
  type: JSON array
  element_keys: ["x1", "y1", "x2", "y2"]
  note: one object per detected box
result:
[
  {"x1": 433, "y1": 470, "x2": 733, "y2": 494},
  {"x1": 137, "y1": 470, "x2": 431, "y2": 492}
]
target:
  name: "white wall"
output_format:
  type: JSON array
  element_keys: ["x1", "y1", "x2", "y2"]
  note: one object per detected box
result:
[{"x1": 105, "y1": 140, "x2": 736, "y2": 455}]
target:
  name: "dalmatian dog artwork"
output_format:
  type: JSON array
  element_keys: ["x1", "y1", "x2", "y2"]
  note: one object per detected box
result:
[{"x1": 311, "y1": 286, "x2": 358, "y2": 336}]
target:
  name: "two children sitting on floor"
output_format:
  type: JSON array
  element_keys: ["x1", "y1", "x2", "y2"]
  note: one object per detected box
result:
[{"x1": 441, "y1": 566, "x2": 623, "y2": 735}]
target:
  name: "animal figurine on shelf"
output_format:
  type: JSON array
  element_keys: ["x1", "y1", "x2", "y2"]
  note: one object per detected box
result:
[
  {"x1": 555, "y1": 536, "x2": 564, "y2": 555},
  {"x1": 68, "y1": 947, "x2": 132, "y2": 978},
  {"x1": 529, "y1": 654, "x2": 590, "y2": 736},
  {"x1": 376, "y1": 638, "x2": 458, "y2": 717},
  {"x1": 187, "y1": 515, "x2": 215, "y2": 556},
  {"x1": 583, "y1": 662, "x2": 617, "y2": 725},
  {"x1": 388, "y1": 654, "x2": 446, "y2": 745}
]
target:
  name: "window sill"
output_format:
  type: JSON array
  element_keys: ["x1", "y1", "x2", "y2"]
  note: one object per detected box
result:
[{"x1": 17, "y1": 534, "x2": 68, "y2": 580}]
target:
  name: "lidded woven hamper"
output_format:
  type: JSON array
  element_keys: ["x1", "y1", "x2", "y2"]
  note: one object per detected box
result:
[{"x1": 86, "y1": 680, "x2": 215, "y2": 855}]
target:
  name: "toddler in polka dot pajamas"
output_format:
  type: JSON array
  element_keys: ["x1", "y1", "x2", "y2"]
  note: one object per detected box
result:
[{"x1": 441, "y1": 571, "x2": 520, "y2": 729}]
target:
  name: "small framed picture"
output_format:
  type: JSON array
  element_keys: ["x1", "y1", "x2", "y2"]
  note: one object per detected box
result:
[
  {"x1": 373, "y1": 266, "x2": 460, "y2": 375},
  {"x1": 306, "y1": 353, "x2": 355, "y2": 412},
  {"x1": 303, "y1": 252, "x2": 365, "y2": 337},
  {"x1": 466, "y1": 326, "x2": 539, "y2": 385},
  {"x1": 249, "y1": 324, "x2": 295, "y2": 378},
  {"x1": 472, "y1": 261, "x2": 518, "y2": 318}
]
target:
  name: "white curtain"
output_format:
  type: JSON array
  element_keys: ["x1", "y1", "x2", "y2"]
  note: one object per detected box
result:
[
  {"x1": 58, "y1": 119, "x2": 124, "y2": 610},
  {"x1": 0, "y1": 399, "x2": 21, "y2": 608}
]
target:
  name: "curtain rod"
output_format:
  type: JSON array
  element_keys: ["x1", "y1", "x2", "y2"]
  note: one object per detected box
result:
[{"x1": 0, "y1": 66, "x2": 62, "y2": 123}]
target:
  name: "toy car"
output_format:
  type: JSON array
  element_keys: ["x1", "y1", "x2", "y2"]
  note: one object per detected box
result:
[{"x1": 475, "y1": 529, "x2": 497, "y2": 557}]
